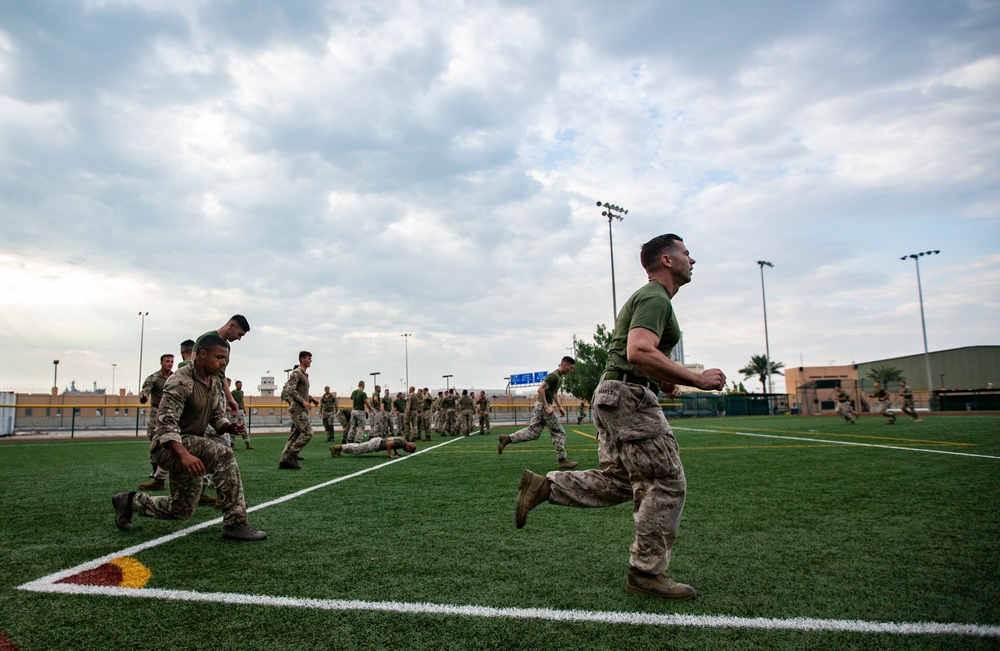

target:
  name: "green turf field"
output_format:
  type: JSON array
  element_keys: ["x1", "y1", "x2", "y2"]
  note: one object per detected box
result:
[{"x1": 1, "y1": 414, "x2": 998, "y2": 650}]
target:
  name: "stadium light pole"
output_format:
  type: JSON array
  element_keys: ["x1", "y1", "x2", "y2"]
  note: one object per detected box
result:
[
  {"x1": 597, "y1": 201, "x2": 628, "y2": 322},
  {"x1": 52, "y1": 359, "x2": 59, "y2": 394},
  {"x1": 900, "y1": 250, "x2": 940, "y2": 390},
  {"x1": 370, "y1": 372, "x2": 380, "y2": 390},
  {"x1": 442, "y1": 374, "x2": 453, "y2": 391},
  {"x1": 756, "y1": 261, "x2": 774, "y2": 394},
  {"x1": 136, "y1": 311, "x2": 148, "y2": 437},
  {"x1": 401, "y1": 333, "x2": 411, "y2": 388},
  {"x1": 111, "y1": 363, "x2": 117, "y2": 397}
]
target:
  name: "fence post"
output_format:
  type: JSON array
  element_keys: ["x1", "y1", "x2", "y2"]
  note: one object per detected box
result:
[{"x1": 71, "y1": 407, "x2": 76, "y2": 439}]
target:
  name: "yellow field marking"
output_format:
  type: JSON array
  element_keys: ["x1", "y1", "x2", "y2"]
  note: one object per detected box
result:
[
  {"x1": 706, "y1": 425, "x2": 974, "y2": 447},
  {"x1": 571, "y1": 429, "x2": 596, "y2": 440}
]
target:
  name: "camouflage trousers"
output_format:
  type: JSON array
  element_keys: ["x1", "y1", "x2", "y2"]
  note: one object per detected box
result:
[
  {"x1": 281, "y1": 407, "x2": 313, "y2": 460},
  {"x1": 547, "y1": 380, "x2": 686, "y2": 576},
  {"x1": 901, "y1": 400, "x2": 919, "y2": 420},
  {"x1": 146, "y1": 406, "x2": 170, "y2": 481},
  {"x1": 478, "y1": 411, "x2": 490, "y2": 433},
  {"x1": 341, "y1": 437, "x2": 385, "y2": 456},
  {"x1": 233, "y1": 409, "x2": 249, "y2": 443},
  {"x1": 875, "y1": 398, "x2": 895, "y2": 421},
  {"x1": 322, "y1": 411, "x2": 338, "y2": 441},
  {"x1": 403, "y1": 412, "x2": 417, "y2": 440},
  {"x1": 134, "y1": 435, "x2": 248, "y2": 527},
  {"x1": 396, "y1": 413, "x2": 407, "y2": 437},
  {"x1": 418, "y1": 412, "x2": 431, "y2": 439},
  {"x1": 459, "y1": 409, "x2": 473, "y2": 436},
  {"x1": 372, "y1": 411, "x2": 389, "y2": 437},
  {"x1": 835, "y1": 401, "x2": 855, "y2": 422},
  {"x1": 507, "y1": 401, "x2": 568, "y2": 461},
  {"x1": 346, "y1": 410, "x2": 367, "y2": 443},
  {"x1": 444, "y1": 408, "x2": 457, "y2": 435}
]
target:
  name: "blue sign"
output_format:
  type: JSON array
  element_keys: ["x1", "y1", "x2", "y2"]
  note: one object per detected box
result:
[{"x1": 510, "y1": 371, "x2": 548, "y2": 387}]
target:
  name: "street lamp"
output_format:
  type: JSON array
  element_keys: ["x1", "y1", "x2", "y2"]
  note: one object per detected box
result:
[
  {"x1": 52, "y1": 359, "x2": 59, "y2": 394},
  {"x1": 111, "y1": 363, "x2": 117, "y2": 396},
  {"x1": 597, "y1": 201, "x2": 628, "y2": 322},
  {"x1": 370, "y1": 372, "x2": 381, "y2": 389},
  {"x1": 442, "y1": 374, "x2": 453, "y2": 390},
  {"x1": 756, "y1": 261, "x2": 774, "y2": 394},
  {"x1": 900, "y1": 250, "x2": 940, "y2": 390},
  {"x1": 401, "y1": 333, "x2": 411, "y2": 388},
  {"x1": 136, "y1": 311, "x2": 148, "y2": 437}
]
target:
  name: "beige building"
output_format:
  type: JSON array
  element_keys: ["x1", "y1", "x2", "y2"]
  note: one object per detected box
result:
[{"x1": 785, "y1": 364, "x2": 859, "y2": 415}]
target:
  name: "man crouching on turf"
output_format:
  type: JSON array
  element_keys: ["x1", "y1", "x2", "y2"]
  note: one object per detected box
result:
[
  {"x1": 112, "y1": 334, "x2": 266, "y2": 541},
  {"x1": 330, "y1": 436, "x2": 416, "y2": 459}
]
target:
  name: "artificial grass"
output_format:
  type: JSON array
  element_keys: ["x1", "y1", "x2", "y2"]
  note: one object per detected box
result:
[{"x1": 0, "y1": 415, "x2": 997, "y2": 650}]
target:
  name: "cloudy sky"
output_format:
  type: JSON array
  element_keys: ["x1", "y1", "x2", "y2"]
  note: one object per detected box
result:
[{"x1": 1, "y1": 0, "x2": 997, "y2": 397}]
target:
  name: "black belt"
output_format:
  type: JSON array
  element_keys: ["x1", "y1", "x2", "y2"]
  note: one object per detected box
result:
[{"x1": 602, "y1": 371, "x2": 657, "y2": 391}]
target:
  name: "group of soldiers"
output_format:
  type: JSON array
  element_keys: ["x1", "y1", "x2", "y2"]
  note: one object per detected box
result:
[
  {"x1": 318, "y1": 383, "x2": 494, "y2": 444},
  {"x1": 832, "y1": 379, "x2": 922, "y2": 425}
]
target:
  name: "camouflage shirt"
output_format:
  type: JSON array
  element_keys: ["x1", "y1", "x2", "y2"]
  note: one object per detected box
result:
[
  {"x1": 476, "y1": 397, "x2": 490, "y2": 412},
  {"x1": 459, "y1": 394, "x2": 474, "y2": 410},
  {"x1": 320, "y1": 394, "x2": 338, "y2": 414},
  {"x1": 405, "y1": 392, "x2": 420, "y2": 414},
  {"x1": 141, "y1": 370, "x2": 172, "y2": 408},
  {"x1": 154, "y1": 363, "x2": 228, "y2": 449},
  {"x1": 282, "y1": 367, "x2": 312, "y2": 410}
]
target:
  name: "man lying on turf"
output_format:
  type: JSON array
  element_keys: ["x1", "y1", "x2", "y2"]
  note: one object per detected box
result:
[{"x1": 330, "y1": 436, "x2": 416, "y2": 459}]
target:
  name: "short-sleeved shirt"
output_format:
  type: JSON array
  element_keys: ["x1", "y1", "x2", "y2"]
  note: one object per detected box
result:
[
  {"x1": 351, "y1": 389, "x2": 368, "y2": 411},
  {"x1": 381, "y1": 437, "x2": 407, "y2": 452},
  {"x1": 873, "y1": 387, "x2": 889, "y2": 401},
  {"x1": 604, "y1": 280, "x2": 681, "y2": 383},
  {"x1": 540, "y1": 371, "x2": 563, "y2": 404},
  {"x1": 834, "y1": 389, "x2": 850, "y2": 403},
  {"x1": 900, "y1": 386, "x2": 913, "y2": 404},
  {"x1": 383, "y1": 395, "x2": 393, "y2": 410},
  {"x1": 231, "y1": 389, "x2": 245, "y2": 409},
  {"x1": 393, "y1": 398, "x2": 407, "y2": 412}
]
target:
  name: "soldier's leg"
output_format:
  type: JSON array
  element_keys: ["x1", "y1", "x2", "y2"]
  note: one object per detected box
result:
[
  {"x1": 547, "y1": 424, "x2": 633, "y2": 507},
  {"x1": 133, "y1": 444, "x2": 203, "y2": 521},
  {"x1": 283, "y1": 410, "x2": 313, "y2": 461},
  {"x1": 507, "y1": 404, "x2": 547, "y2": 444},
  {"x1": 543, "y1": 411, "x2": 570, "y2": 462},
  {"x1": 186, "y1": 436, "x2": 249, "y2": 526}
]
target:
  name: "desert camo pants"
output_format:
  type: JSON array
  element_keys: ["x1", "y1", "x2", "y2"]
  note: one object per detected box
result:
[
  {"x1": 507, "y1": 401, "x2": 568, "y2": 461},
  {"x1": 419, "y1": 411, "x2": 431, "y2": 439},
  {"x1": 322, "y1": 411, "x2": 338, "y2": 440},
  {"x1": 341, "y1": 437, "x2": 385, "y2": 456},
  {"x1": 444, "y1": 408, "x2": 458, "y2": 435},
  {"x1": 346, "y1": 410, "x2": 367, "y2": 443},
  {"x1": 281, "y1": 407, "x2": 313, "y2": 460},
  {"x1": 459, "y1": 410, "x2": 473, "y2": 436},
  {"x1": 546, "y1": 380, "x2": 686, "y2": 576},
  {"x1": 146, "y1": 406, "x2": 170, "y2": 481},
  {"x1": 835, "y1": 401, "x2": 855, "y2": 423},
  {"x1": 876, "y1": 398, "x2": 895, "y2": 422},
  {"x1": 478, "y1": 411, "x2": 490, "y2": 433},
  {"x1": 134, "y1": 435, "x2": 248, "y2": 527}
]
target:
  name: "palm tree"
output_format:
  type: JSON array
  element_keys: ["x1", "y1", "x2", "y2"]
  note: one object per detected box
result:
[
  {"x1": 865, "y1": 365, "x2": 904, "y2": 386},
  {"x1": 738, "y1": 354, "x2": 785, "y2": 393}
]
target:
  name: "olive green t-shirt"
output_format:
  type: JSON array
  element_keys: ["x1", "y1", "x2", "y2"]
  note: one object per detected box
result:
[
  {"x1": 231, "y1": 389, "x2": 245, "y2": 409},
  {"x1": 540, "y1": 371, "x2": 562, "y2": 404},
  {"x1": 393, "y1": 398, "x2": 407, "y2": 412},
  {"x1": 605, "y1": 280, "x2": 681, "y2": 383},
  {"x1": 351, "y1": 389, "x2": 368, "y2": 411}
]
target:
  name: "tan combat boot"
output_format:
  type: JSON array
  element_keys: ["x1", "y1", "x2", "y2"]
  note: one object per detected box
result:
[
  {"x1": 514, "y1": 469, "x2": 550, "y2": 529},
  {"x1": 625, "y1": 568, "x2": 696, "y2": 600},
  {"x1": 138, "y1": 478, "x2": 165, "y2": 491},
  {"x1": 498, "y1": 435, "x2": 511, "y2": 455}
]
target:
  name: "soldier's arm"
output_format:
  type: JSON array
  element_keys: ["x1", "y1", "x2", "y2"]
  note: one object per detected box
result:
[
  {"x1": 627, "y1": 327, "x2": 725, "y2": 390},
  {"x1": 210, "y1": 379, "x2": 232, "y2": 434},
  {"x1": 282, "y1": 372, "x2": 305, "y2": 405},
  {"x1": 139, "y1": 373, "x2": 156, "y2": 403},
  {"x1": 155, "y1": 377, "x2": 191, "y2": 449}
]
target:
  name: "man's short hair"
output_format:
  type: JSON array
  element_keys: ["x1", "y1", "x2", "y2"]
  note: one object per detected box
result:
[
  {"x1": 560, "y1": 356, "x2": 576, "y2": 366},
  {"x1": 230, "y1": 315, "x2": 250, "y2": 332},
  {"x1": 640, "y1": 234, "x2": 684, "y2": 271},
  {"x1": 299, "y1": 350, "x2": 312, "y2": 360},
  {"x1": 160, "y1": 354, "x2": 174, "y2": 362},
  {"x1": 235, "y1": 380, "x2": 242, "y2": 386},
  {"x1": 180, "y1": 339, "x2": 195, "y2": 352},
  {"x1": 196, "y1": 334, "x2": 228, "y2": 354}
]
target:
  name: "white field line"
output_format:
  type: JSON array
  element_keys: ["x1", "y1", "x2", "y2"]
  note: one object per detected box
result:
[
  {"x1": 17, "y1": 582, "x2": 1000, "y2": 638},
  {"x1": 16, "y1": 434, "x2": 1000, "y2": 638},
  {"x1": 17, "y1": 436, "x2": 461, "y2": 586},
  {"x1": 675, "y1": 427, "x2": 1000, "y2": 460}
]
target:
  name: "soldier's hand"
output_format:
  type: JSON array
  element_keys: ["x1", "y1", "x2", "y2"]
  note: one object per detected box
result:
[
  {"x1": 696, "y1": 369, "x2": 727, "y2": 391},
  {"x1": 661, "y1": 382, "x2": 681, "y2": 397},
  {"x1": 139, "y1": 394, "x2": 148, "y2": 404},
  {"x1": 302, "y1": 400, "x2": 312, "y2": 410},
  {"x1": 178, "y1": 450, "x2": 205, "y2": 477},
  {"x1": 226, "y1": 397, "x2": 239, "y2": 414}
]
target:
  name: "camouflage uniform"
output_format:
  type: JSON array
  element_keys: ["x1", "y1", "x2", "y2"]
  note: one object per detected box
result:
[
  {"x1": 340, "y1": 436, "x2": 408, "y2": 457},
  {"x1": 577, "y1": 401, "x2": 589, "y2": 424},
  {"x1": 280, "y1": 367, "x2": 314, "y2": 463},
  {"x1": 476, "y1": 396, "x2": 491, "y2": 434},
  {"x1": 871, "y1": 384, "x2": 896, "y2": 424},
  {"x1": 419, "y1": 393, "x2": 433, "y2": 440},
  {"x1": 141, "y1": 369, "x2": 172, "y2": 481},
  {"x1": 404, "y1": 390, "x2": 420, "y2": 441},
  {"x1": 132, "y1": 364, "x2": 249, "y2": 527},
  {"x1": 834, "y1": 388, "x2": 856, "y2": 424},
  {"x1": 458, "y1": 393, "x2": 475, "y2": 436},
  {"x1": 393, "y1": 396, "x2": 408, "y2": 438},
  {"x1": 543, "y1": 279, "x2": 687, "y2": 576},
  {"x1": 320, "y1": 393, "x2": 339, "y2": 441},
  {"x1": 347, "y1": 389, "x2": 369, "y2": 443},
  {"x1": 506, "y1": 370, "x2": 570, "y2": 462},
  {"x1": 442, "y1": 392, "x2": 458, "y2": 436},
  {"x1": 899, "y1": 385, "x2": 920, "y2": 421},
  {"x1": 381, "y1": 393, "x2": 395, "y2": 436},
  {"x1": 338, "y1": 407, "x2": 352, "y2": 443},
  {"x1": 230, "y1": 387, "x2": 250, "y2": 446}
]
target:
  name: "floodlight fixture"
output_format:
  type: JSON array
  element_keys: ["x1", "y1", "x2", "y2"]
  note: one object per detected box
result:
[{"x1": 597, "y1": 200, "x2": 628, "y2": 322}]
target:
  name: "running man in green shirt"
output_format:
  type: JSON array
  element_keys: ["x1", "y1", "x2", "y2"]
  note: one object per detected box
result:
[{"x1": 498, "y1": 357, "x2": 578, "y2": 469}]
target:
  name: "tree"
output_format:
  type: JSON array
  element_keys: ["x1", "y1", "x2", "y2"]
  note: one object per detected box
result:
[
  {"x1": 865, "y1": 365, "x2": 904, "y2": 386},
  {"x1": 562, "y1": 324, "x2": 613, "y2": 402},
  {"x1": 738, "y1": 354, "x2": 785, "y2": 393}
]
